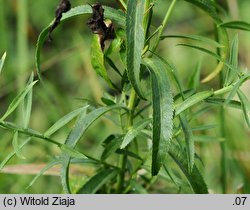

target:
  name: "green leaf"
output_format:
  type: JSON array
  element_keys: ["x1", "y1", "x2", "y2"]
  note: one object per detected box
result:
[
  {"x1": 126, "y1": 0, "x2": 146, "y2": 99},
  {"x1": 12, "y1": 131, "x2": 25, "y2": 159},
  {"x1": 77, "y1": 169, "x2": 117, "y2": 194},
  {"x1": 183, "y1": 0, "x2": 221, "y2": 23},
  {"x1": 0, "y1": 138, "x2": 30, "y2": 171},
  {"x1": 179, "y1": 115, "x2": 194, "y2": 173},
  {"x1": 101, "y1": 136, "x2": 123, "y2": 161},
  {"x1": 65, "y1": 105, "x2": 125, "y2": 148},
  {"x1": 36, "y1": 5, "x2": 125, "y2": 81},
  {"x1": 143, "y1": 57, "x2": 174, "y2": 176},
  {"x1": 169, "y1": 148, "x2": 208, "y2": 194},
  {"x1": 60, "y1": 105, "x2": 125, "y2": 193},
  {"x1": 22, "y1": 73, "x2": 34, "y2": 128},
  {"x1": 0, "y1": 52, "x2": 6, "y2": 74},
  {"x1": 161, "y1": 34, "x2": 223, "y2": 48},
  {"x1": 225, "y1": 73, "x2": 250, "y2": 105},
  {"x1": 120, "y1": 118, "x2": 151, "y2": 149},
  {"x1": 60, "y1": 145, "x2": 88, "y2": 159},
  {"x1": 130, "y1": 179, "x2": 148, "y2": 194},
  {"x1": 191, "y1": 124, "x2": 217, "y2": 131},
  {"x1": 237, "y1": 90, "x2": 250, "y2": 128},
  {"x1": 224, "y1": 35, "x2": 238, "y2": 86},
  {"x1": 175, "y1": 90, "x2": 213, "y2": 116},
  {"x1": 26, "y1": 160, "x2": 60, "y2": 189},
  {"x1": 205, "y1": 97, "x2": 242, "y2": 109},
  {"x1": 219, "y1": 21, "x2": 250, "y2": 31},
  {"x1": 177, "y1": 43, "x2": 234, "y2": 83},
  {"x1": 44, "y1": 106, "x2": 89, "y2": 137},
  {"x1": 91, "y1": 35, "x2": 117, "y2": 89},
  {"x1": 116, "y1": 149, "x2": 143, "y2": 161},
  {"x1": 188, "y1": 61, "x2": 201, "y2": 90},
  {"x1": 0, "y1": 81, "x2": 38, "y2": 121}
]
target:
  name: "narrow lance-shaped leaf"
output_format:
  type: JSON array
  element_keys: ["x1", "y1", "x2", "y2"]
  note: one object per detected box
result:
[
  {"x1": 120, "y1": 118, "x2": 151, "y2": 149},
  {"x1": 12, "y1": 131, "x2": 24, "y2": 159},
  {"x1": 26, "y1": 160, "x2": 61, "y2": 189},
  {"x1": 60, "y1": 105, "x2": 126, "y2": 193},
  {"x1": 219, "y1": 21, "x2": 250, "y2": 31},
  {"x1": 0, "y1": 81, "x2": 38, "y2": 121},
  {"x1": 101, "y1": 136, "x2": 123, "y2": 161},
  {"x1": 77, "y1": 169, "x2": 117, "y2": 194},
  {"x1": 0, "y1": 138, "x2": 30, "y2": 171},
  {"x1": 44, "y1": 105, "x2": 89, "y2": 137},
  {"x1": 225, "y1": 73, "x2": 250, "y2": 105},
  {"x1": 0, "y1": 52, "x2": 6, "y2": 74},
  {"x1": 224, "y1": 35, "x2": 239, "y2": 86},
  {"x1": 179, "y1": 115, "x2": 194, "y2": 173},
  {"x1": 175, "y1": 90, "x2": 213, "y2": 116},
  {"x1": 91, "y1": 35, "x2": 117, "y2": 89},
  {"x1": 36, "y1": 5, "x2": 125, "y2": 81},
  {"x1": 168, "y1": 149, "x2": 208, "y2": 194},
  {"x1": 188, "y1": 60, "x2": 201, "y2": 90},
  {"x1": 161, "y1": 34, "x2": 223, "y2": 48},
  {"x1": 126, "y1": 0, "x2": 146, "y2": 99},
  {"x1": 22, "y1": 73, "x2": 34, "y2": 128},
  {"x1": 183, "y1": 0, "x2": 220, "y2": 23},
  {"x1": 237, "y1": 90, "x2": 250, "y2": 128},
  {"x1": 143, "y1": 57, "x2": 174, "y2": 176}
]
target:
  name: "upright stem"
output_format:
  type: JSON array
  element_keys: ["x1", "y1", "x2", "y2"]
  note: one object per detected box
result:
[
  {"x1": 117, "y1": 88, "x2": 137, "y2": 193},
  {"x1": 151, "y1": 0, "x2": 178, "y2": 53},
  {"x1": 214, "y1": 20, "x2": 227, "y2": 193}
]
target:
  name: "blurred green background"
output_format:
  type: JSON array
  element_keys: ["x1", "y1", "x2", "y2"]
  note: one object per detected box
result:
[{"x1": 0, "y1": 0, "x2": 250, "y2": 193}]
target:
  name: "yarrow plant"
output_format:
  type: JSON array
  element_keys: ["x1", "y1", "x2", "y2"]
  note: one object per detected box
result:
[{"x1": 0, "y1": 0, "x2": 250, "y2": 193}]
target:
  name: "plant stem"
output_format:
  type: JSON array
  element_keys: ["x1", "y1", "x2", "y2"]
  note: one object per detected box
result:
[
  {"x1": 151, "y1": 0, "x2": 178, "y2": 53},
  {"x1": 214, "y1": 13, "x2": 227, "y2": 192},
  {"x1": 117, "y1": 88, "x2": 137, "y2": 193},
  {"x1": 0, "y1": 120, "x2": 61, "y2": 147}
]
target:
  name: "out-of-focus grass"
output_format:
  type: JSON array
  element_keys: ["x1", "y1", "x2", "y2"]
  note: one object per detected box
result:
[{"x1": 0, "y1": 0, "x2": 249, "y2": 193}]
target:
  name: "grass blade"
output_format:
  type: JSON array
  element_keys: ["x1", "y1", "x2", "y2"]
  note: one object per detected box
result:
[
  {"x1": 0, "y1": 81, "x2": 37, "y2": 121},
  {"x1": 219, "y1": 21, "x2": 250, "y2": 31},
  {"x1": 144, "y1": 57, "x2": 174, "y2": 176},
  {"x1": 120, "y1": 118, "x2": 151, "y2": 149},
  {"x1": 77, "y1": 169, "x2": 117, "y2": 194},
  {"x1": 237, "y1": 90, "x2": 250, "y2": 128},
  {"x1": 44, "y1": 106, "x2": 89, "y2": 137},
  {"x1": 0, "y1": 52, "x2": 6, "y2": 74},
  {"x1": 175, "y1": 90, "x2": 213, "y2": 116},
  {"x1": 126, "y1": 0, "x2": 146, "y2": 98}
]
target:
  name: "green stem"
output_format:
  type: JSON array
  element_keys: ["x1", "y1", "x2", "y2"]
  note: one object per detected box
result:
[
  {"x1": 151, "y1": 0, "x2": 178, "y2": 53},
  {"x1": 214, "y1": 12, "x2": 227, "y2": 192},
  {"x1": 0, "y1": 120, "x2": 61, "y2": 146},
  {"x1": 117, "y1": 88, "x2": 137, "y2": 193}
]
